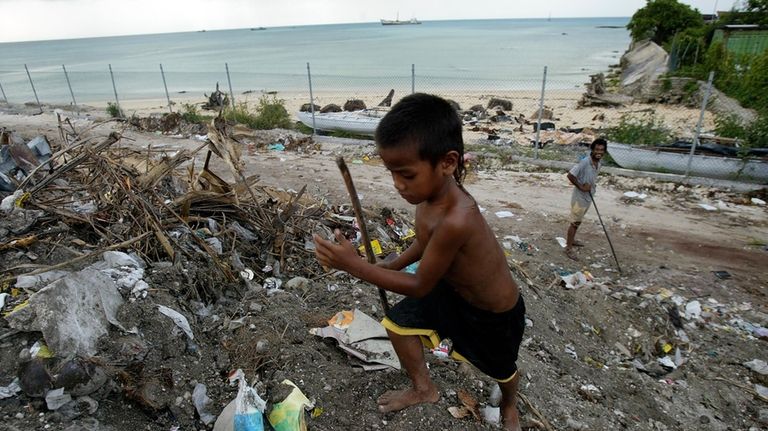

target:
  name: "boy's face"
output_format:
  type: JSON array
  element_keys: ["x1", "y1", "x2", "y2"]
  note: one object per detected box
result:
[{"x1": 379, "y1": 144, "x2": 455, "y2": 204}]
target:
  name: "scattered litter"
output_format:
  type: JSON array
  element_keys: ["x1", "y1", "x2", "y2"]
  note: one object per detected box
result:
[
  {"x1": 447, "y1": 389, "x2": 480, "y2": 420},
  {"x1": 0, "y1": 292, "x2": 9, "y2": 310},
  {"x1": 6, "y1": 268, "x2": 125, "y2": 357},
  {"x1": 262, "y1": 277, "x2": 283, "y2": 291},
  {"x1": 712, "y1": 270, "x2": 731, "y2": 279},
  {"x1": 756, "y1": 384, "x2": 768, "y2": 401},
  {"x1": 560, "y1": 271, "x2": 593, "y2": 289},
  {"x1": 744, "y1": 359, "x2": 768, "y2": 376},
  {"x1": 751, "y1": 197, "x2": 766, "y2": 206},
  {"x1": 268, "y1": 380, "x2": 314, "y2": 431},
  {"x1": 0, "y1": 378, "x2": 21, "y2": 399},
  {"x1": 480, "y1": 405, "x2": 500, "y2": 424},
  {"x1": 46, "y1": 387, "x2": 72, "y2": 411},
  {"x1": 697, "y1": 203, "x2": 718, "y2": 211},
  {"x1": 658, "y1": 356, "x2": 677, "y2": 369},
  {"x1": 495, "y1": 211, "x2": 515, "y2": 218},
  {"x1": 193, "y1": 383, "x2": 217, "y2": 425},
  {"x1": 684, "y1": 301, "x2": 702, "y2": 320},
  {"x1": 214, "y1": 369, "x2": 267, "y2": 431},
  {"x1": 267, "y1": 143, "x2": 285, "y2": 151},
  {"x1": 157, "y1": 305, "x2": 194, "y2": 340},
  {"x1": 310, "y1": 309, "x2": 399, "y2": 370},
  {"x1": 622, "y1": 191, "x2": 647, "y2": 201},
  {"x1": 431, "y1": 338, "x2": 453, "y2": 359},
  {"x1": 556, "y1": 237, "x2": 567, "y2": 248}
]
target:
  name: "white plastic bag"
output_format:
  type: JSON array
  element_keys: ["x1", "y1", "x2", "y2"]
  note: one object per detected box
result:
[{"x1": 232, "y1": 369, "x2": 266, "y2": 431}]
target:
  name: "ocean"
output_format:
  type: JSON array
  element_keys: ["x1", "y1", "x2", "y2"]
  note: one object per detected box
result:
[{"x1": 0, "y1": 17, "x2": 630, "y2": 105}]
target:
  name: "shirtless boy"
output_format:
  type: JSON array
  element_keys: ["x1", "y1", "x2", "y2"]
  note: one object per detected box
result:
[{"x1": 313, "y1": 93, "x2": 526, "y2": 430}]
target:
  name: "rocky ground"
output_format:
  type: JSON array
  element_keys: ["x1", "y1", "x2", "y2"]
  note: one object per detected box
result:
[{"x1": 0, "y1": 108, "x2": 766, "y2": 431}]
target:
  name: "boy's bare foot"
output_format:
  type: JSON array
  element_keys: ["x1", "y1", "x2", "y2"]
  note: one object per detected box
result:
[
  {"x1": 564, "y1": 247, "x2": 579, "y2": 261},
  {"x1": 377, "y1": 386, "x2": 439, "y2": 413}
]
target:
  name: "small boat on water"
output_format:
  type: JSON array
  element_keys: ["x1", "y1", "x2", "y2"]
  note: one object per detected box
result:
[
  {"x1": 607, "y1": 141, "x2": 768, "y2": 182},
  {"x1": 381, "y1": 14, "x2": 421, "y2": 25},
  {"x1": 297, "y1": 110, "x2": 385, "y2": 136}
]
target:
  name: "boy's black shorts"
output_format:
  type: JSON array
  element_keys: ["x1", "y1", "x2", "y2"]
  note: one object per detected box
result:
[{"x1": 381, "y1": 280, "x2": 526, "y2": 382}]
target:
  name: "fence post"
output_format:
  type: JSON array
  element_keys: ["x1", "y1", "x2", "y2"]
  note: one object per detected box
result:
[
  {"x1": 534, "y1": 66, "x2": 548, "y2": 159},
  {"x1": 62, "y1": 65, "x2": 79, "y2": 115},
  {"x1": 411, "y1": 64, "x2": 415, "y2": 94},
  {"x1": 108, "y1": 64, "x2": 123, "y2": 118},
  {"x1": 306, "y1": 62, "x2": 316, "y2": 135},
  {"x1": 24, "y1": 64, "x2": 43, "y2": 114},
  {"x1": 685, "y1": 71, "x2": 715, "y2": 177},
  {"x1": 225, "y1": 63, "x2": 235, "y2": 108},
  {"x1": 0, "y1": 80, "x2": 7, "y2": 103},
  {"x1": 160, "y1": 64, "x2": 173, "y2": 113}
]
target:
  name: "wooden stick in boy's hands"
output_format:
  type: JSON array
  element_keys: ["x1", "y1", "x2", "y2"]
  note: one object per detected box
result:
[{"x1": 336, "y1": 156, "x2": 390, "y2": 313}]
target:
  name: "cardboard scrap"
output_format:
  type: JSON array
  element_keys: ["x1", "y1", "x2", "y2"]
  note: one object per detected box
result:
[{"x1": 310, "y1": 309, "x2": 399, "y2": 370}]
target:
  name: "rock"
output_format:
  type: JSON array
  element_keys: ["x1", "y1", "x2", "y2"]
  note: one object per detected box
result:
[
  {"x1": 319, "y1": 103, "x2": 341, "y2": 113},
  {"x1": 299, "y1": 103, "x2": 321, "y2": 112},
  {"x1": 285, "y1": 276, "x2": 310, "y2": 294},
  {"x1": 18, "y1": 358, "x2": 52, "y2": 397},
  {"x1": 343, "y1": 99, "x2": 366, "y2": 111},
  {"x1": 620, "y1": 40, "x2": 669, "y2": 97},
  {"x1": 56, "y1": 359, "x2": 107, "y2": 397},
  {"x1": 486, "y1": 97, "x2": 513, "y2": 111}
]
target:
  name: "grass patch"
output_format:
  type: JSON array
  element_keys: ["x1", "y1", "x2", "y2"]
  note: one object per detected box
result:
[
  {"x1": 106, "y1": 102, "x2": 123, "y2": 118},
  {"x1": 180, "y1": 103, "x2": 213, "y2": 124}
]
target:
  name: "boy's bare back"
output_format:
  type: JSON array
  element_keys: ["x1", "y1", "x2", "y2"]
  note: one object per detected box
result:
[{"x1": 415, "y1": 178, "x2": 519, "y2": 313}]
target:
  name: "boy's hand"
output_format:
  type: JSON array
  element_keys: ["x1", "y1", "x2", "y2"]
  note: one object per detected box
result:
[{"x1": 313, "y1": 229, "x2": 362, "y2": 272}]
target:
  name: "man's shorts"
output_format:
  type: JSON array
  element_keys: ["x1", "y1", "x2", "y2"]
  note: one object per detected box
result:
[
  {"x1": 569, "y1": 200, "x2": 590, "y2": 223},
  {"x1": 381, "y1": 281, "x2": 526, "y2": 382}
]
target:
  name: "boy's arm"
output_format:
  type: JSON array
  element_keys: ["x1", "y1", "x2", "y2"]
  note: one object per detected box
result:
[
  {"x1": 314, "y1": 219, "x2": 467, "y2": 298},
  {"x1": 381, "y1": 239, "x2": 422, "y2": 271}
]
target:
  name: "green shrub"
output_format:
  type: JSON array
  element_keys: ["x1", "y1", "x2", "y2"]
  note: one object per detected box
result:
[
  {"x1": 180, "y1": 103, "x2": 207, "y2": 124},
  {"x1": 252, "y1": 95, "x2": 291, "y2": 130},
  {"x1": 223, "y1": 96, "x2": 291, "y2": 130},
  {"x1": 714, "y1": 114, "x2": 747, "y2": 139},
  {"x1": 106, "y1": 102, "x2": 122, "y2": 118},
  {"x1": 744, "y1": 114, "x2": 768, "y2": 149},
  {"x1": 604, "y1": 113, "x2": 672, "y2": 146}
]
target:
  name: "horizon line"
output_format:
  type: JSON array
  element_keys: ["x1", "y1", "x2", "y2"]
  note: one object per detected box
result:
[{"x1": 0, "y1": 16, "x2": 630, "y2": 45}]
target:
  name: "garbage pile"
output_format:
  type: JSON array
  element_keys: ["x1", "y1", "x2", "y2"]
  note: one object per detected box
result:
[{"x1": 0, "y1": 121, "x2": 418, "y2": 430}]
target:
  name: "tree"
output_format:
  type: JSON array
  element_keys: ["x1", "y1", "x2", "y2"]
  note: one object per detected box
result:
[
  {"x1": 747, "y1": 0, "x2": 768, "y2": 13},
  {"x1": 627, "y1": 0, "x2": 704, "y2": 46}
]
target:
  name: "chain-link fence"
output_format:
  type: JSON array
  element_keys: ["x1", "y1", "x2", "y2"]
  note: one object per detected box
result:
[{"x1": 1, "y1": 62, "x2": 765, "y2": 183}]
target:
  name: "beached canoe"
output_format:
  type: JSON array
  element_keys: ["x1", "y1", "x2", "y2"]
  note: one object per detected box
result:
[
  {"x1": 297, "y1": 110, "x2": 385, "y2": 136},
  {"x1": 607, "y1": 142, "x2": 768, "y2": 181}
]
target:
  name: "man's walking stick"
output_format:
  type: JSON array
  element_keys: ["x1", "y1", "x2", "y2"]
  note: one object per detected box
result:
[
  {"x1": 589, "y1": 191, "x2": 622, "y2": 274},
  {"x1": 336, "y1": 157, "x2": 390, "y2": 313}
]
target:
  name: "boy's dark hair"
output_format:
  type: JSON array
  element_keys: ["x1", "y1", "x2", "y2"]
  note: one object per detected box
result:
[
  {"x1": 590, "y1": 138, "x2": 608, "y2": 151},
  {"x1": 375, "y1": 93, "x2": 465, "y2": 184}
]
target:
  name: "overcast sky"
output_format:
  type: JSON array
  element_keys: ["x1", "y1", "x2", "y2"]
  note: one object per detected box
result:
[{"x1": 0, "y1": 0, "x2": 737, "y2": 43}]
